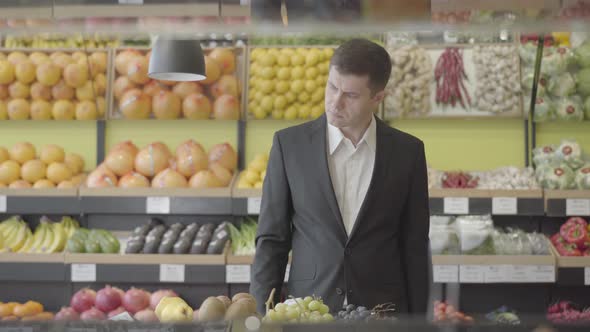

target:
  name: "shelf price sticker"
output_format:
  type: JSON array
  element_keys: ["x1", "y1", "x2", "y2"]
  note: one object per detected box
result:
[
  {"x1": 526, "y1": 265, "x2": 555, "y2": 283},
  {"x1": 444, "y1": 197, "x2": 469, "y2": 215},
  {"x1": 459, "y1": 265, "x2": 485, "y2": 283},
  {"x1": 71, "y1": 264, "x2": 96, "y2": 282},
  {"x1": 226, "y1": 265, "x2": 250, "y2": 283},
  {"x1": 492, "y1": 197, "x2": 518, "y2": 215},
  {"x1": 585, "y1": 268, "x2": 590, "y2": 286},
  {"x1": 66, "y1": 328, "x2": 97, "y2": 332},
  {"x1": 146, "y1": 197, "x2": 170, "y2": 214},
  {"x1": 0, "y1": 195, "x2": 6, "y2": 213},
  {"x1": 0, "y1": 328, "x2": 33, "y2": 332},
  {"x1": 247, "y1": 197, "x2": 262, "y2": 215},
  {"x1": 433, "y1": 265, "x2": 459, "y2": 283},
  {"x1": 566, "y1": 199, "x2": 590, "y2": 216},
  {"x1": 119, "y1": 0, "x2": 144, "y2": 4},
  {"x1": 159, "y1": 264, "x2": 185, "y2": 283},
  {"x1": 484, "y1": 265, "x2": 510, "y2": 283}
]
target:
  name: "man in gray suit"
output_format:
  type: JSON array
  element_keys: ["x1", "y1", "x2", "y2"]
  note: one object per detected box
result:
[{"x1": 251, "y1": 39, "x2": 430, "y2": 315}]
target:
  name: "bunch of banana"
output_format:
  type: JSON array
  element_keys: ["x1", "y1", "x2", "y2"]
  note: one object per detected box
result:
[
  {"x1": 0, "y1": 216, "x2": 31, "y2": 253},
  {"x1": 3, "y1": 34, "x2": 120, "y2": 49},
  {"x1": 21, "y1": 217, "x2": 69, "y2": 254},
  {"x1": 60, "y1": 216, "x2": 80, "y2": 239}
]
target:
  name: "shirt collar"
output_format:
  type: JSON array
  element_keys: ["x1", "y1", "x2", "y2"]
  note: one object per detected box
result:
[{"x1": 327, "y1": 115, "x2": 377, "y2": 155}]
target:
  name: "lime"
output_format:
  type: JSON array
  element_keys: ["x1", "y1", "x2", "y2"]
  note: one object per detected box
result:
[
  {"x1": 285, "y1": 91, "x2": 296, "y2": 103},
  {"x1": 284, "y1": 106, "x2": 298, "y2": 120},
  {"x1": 277, "y1": 54, "x2": 291, "y2": 67},
  {"x1": 304, "y1": 80, "x2": 317, "y2": 93},
  {"x1": 291, "y1": 53, "x2": 305, "y2": 66},
  {"x1": 260, "y1": 67, "x2": 275, "y2": 79},
  {"x1": 260, "y1": 96, "x2": 274, "y2": 112},
  {"x1": 291, "y1": 66, "x2": 305, "y2": 79},
  {"x1": 275, "y1": 81, "x2": 290, "y2": 94},
  {"x1": 259, "y1": 53, "x2": 276, "y2": 67},
  {"x1": 311, "y1": 89, "x2": 324, "y2": 103},
  {"x1": 277, "y1": 67, "x2": 290, "y2": 80},
  {"x1": 298, "y1": 107, "x2": 311, "y2": 119},
  {"x1": 259, "y1": 80, "x2": 274, "y2": 94},
  {"x1": 291, "y1": 80, "x2": 304, "y2": 93},
  {"x1": 305, "y1": 67, "x2": 319, "y2": 80},
  {"x1": 298, "y1": 91, "x2": 310, "y2": 103},
  {"x1": 274, "y1": 96, "x2": 288, "y2": 110}
]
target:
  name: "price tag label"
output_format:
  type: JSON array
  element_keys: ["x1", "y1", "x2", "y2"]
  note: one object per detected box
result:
[
  {"x1": 566, "y1": 199, "x2": 590, "y2": 216},
  {"x1": 492, "y1": 197, "x2": 518, "y2": 215},
  {"x1": 226, "y1": 265, "x2": 250, "y2": 283},
  {"x1": 71, "y1": 264, "x2": 96, "y2": 282},
  {"x1": 159, "y1": 264, "x2": 185, "y2": 283},
  {"x1": 0, "y1": 328, "x2": 33, "y2": 332},
  {"x1": 0, "y1": 195, "x2": 6, "y2": 213},
  {"x1": 585, "y1": 267, "x2": 590, "y2": 286},
  {"x1": 459, "y1": 265, "x2": 485, "y2": 283},
  {"x1": 284, "y1": 264, "x2": 291, "y2": 282},
  {"x1": 508, "y1": 265, "x2": 531, "y2": 283},
  {"x1": 247, "y1": 197, "x2": 262, "y2": 215},
  {"x1": 146, "y1": 197, "x2": 170, "y2": 214},
  {"x1": 526, "y1": 265, "x2": 555, "y2": 283},
  {"x1": 433, "y1": 265, "x2": 459, "y2": 283},
  {"x1": 67, "y1": 328, "x2": 96, "y2": 332},
  {"x1": 444, "y1": 197, "x2": 469, "y2": 215},
  {"x1": 119, "y1": 0, "x2": 144, "y2": 4},
  {"x1": 484, "y1": 265, "x2": 509, "y2": 283}
]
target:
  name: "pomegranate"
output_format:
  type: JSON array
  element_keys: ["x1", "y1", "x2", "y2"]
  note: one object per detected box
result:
[
  {"x1": 208, "y1": 143, "x2": 237, "y2": 171},
  {"x1": 30, "y1": 82, "x2": 52, "y2": 100},
  {"x1": 213, "y1": 94, "x2": 240, "y2": 120},
  {"x1": 201, "y1": 56, "x2": 221, "y2": 85},
  {"x1": 80, "y1": 307, "x2": 106, "y2": 321},
  {"x1": 120, "y1": 89, "x2": 151, "y2": 119},
  {"x1": 8, "y1": 81, "x2": 30, "y2": 99},
  {"x1": 118, "y1": 172, "x2": 150, "y2": 188},
  {"x1": 65, "y1": 153, "x2": 85, "y2": 174},
  {"x1": 114, "y1": 76, "x2": 137, "y2": 100},
  {"x1": 134, "y1": 143, "x2": 170, "y2": 177},
  {"x1": 208, "y1": 49, "x2": 236, "y2": 74},
  {"x1": 182, "y1": 93, "x2": 212, "y2": 119},
  {"x1": 153, "y1": 90, "x2": 182, "y2": 119},
  {"x1": 175, "y1": 139, "x2": 208, "y2": 177},
  {"x1": 105, "y1": 148, "x2": 135, "y2": 176},
  {"x1": 7, "y1": 98, "x2": 30, "y2": 120},
  {"x1": 10, "y1": 142, "x2": 36, "y2": 164},
  {"x1": 189, "y1": 170, "x2": 223, "y2": 188},
  {"x1": 210, "y1": 75, "x2": 239, "y2": 98},
  {"x1": 134, "y1": 309, "x2": 159, "y2": 322},
  {"x1": 107, "y1": 307, "x2": 126, "y2": 318},
  {"x1": 30, "y1": 100, "x2": 52, "y2": 120},
  {"x1": 96, "y1": 285, "x2": 123, "y2": 313},
  {"x1": 122, "y1": 288, "x2": 150, "y2": 314},
  {"x1": 71, "y1": 288, "x2": 97, "y2": 313},
  {"x1": 149, "y1": 289, "x2": 178, "y2": 310},
  {"x1": 209, "y1": 163, "x2": 233, "y2": 186},
  {"x1": 54, "y1": 307, "x2": 80, "y2": 321},
  {"x1": 151, "y1": 168, "x2": 188, "y2": 188},
  {"x1": 126, "y1": 56, "x2": 150, "y2": 84},
  {"x1": 172, "y1": 81, "x2": 203, "y2": 99},
  {"x1": 52, "y1": 80, "x2": 75, "y2": 100}
]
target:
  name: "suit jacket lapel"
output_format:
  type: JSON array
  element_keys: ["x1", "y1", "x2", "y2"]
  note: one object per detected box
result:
[
  {"x1": 309, "y1": 115, "x2": 348, "y2": 242},
  {"x1": 347, "y1": 117, "x2": 393, "y2": 244}
]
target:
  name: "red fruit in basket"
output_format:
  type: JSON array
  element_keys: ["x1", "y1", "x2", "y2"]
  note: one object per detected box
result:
[
  {"x1": 80, "y1": 307, "x2": 106, "y2": 321},
  {"x1": 95, "y1": 285, "x2": 123, "y2": 313},
  {"x1": 122, "y1": 287, "x2": 150, "y2": 314},
  {"x1": 71, "y1": 288, "x2": 96, "y2": 313},
  {"x1": 150, "y1": 289, "x2": 178, "y2": 310},
  {"x1": 54, "y1": 307, "x2": 80, "y2": 321},
  {"x1": 107, "y1": 307, "x2": 126, "y2": 318}
]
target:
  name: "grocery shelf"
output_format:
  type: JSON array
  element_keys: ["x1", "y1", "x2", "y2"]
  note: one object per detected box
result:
[
  {"x1": 79, "y1": 187, "x2": 233, "y2": 215},
  {"x1": 65, "y1": 253, "x2": 225, "y2": 265},
  {"x1": 428, "y1": 189, "x2": 544, "y2": 216},
  {"x1": 231, "y1": 187, "x2": 262, "y2": 215},
  {"x1": 432, "y1": 254, "x2": 555, "y2": 266},
  {"x1": 0, "y1": 253, "x2": 65, "y2": 282},
  {"x1": 226, "y1": 254, "x2": 254, "y2": 265},
  {"x1": 0, "y1": 188, "x2": 80, "y2": 214},
  {"x1": 0, "y1": 1, "x2": 53, "y2": 19},
  {"x1": 52, "y1": 1, "x2": 219, "y2": 18},
  {"x1": 544, "y1": 190, "x2": 590, "y2": 217}
]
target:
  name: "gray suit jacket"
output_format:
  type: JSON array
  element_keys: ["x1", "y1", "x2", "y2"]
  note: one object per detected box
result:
[{"x1": 250, "y1": 114, "x2": 430, "y2": 315}]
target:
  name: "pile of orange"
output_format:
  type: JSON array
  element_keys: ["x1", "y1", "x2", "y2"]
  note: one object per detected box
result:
[{"x1": 0, "y1": 301, "x2": 53, "y2": 321}]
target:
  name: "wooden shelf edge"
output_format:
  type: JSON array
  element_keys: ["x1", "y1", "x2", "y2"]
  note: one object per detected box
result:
[
  {"x1": 429, "y1": 188, "x2": 543, "y2": 198},
  {"x1": 227, "y1": 255, "x2": 255, "y2": 265},
  {"x1": 549, "y1": 243, "x2": 590, "y2": 268},
  {"x1": 0, "y1": 253, "x2": 65, "y2": 263},
  {"x1": 64, "y1": 253, "x2": 225, "y2": 265},
  {"x1": 432, "y1": 254, "x2": 555, "y2": 265},
  {"x1": 231, "y1": 187, "x2": 262, "y2": 198},
  {"x1": 0, "y1": 188, "x2": 78, "y2": 197},
  {"x1": 78, "y1": 187, "x2": 232, "y2": 198},
  {"x1": 544, "y1": 190, "x2": 590, "y2": 200}
]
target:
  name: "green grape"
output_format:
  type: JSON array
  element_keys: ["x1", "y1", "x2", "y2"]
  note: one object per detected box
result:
[
  {"x1": 286, "y1": 308, "x2": 300, "y2": 320},
  {"x1": 303, "y1": 296, "x2": 313, "y2": 305},
  {"x1": 308, "y1": 300, "x2": 321, "y2": 311},
  {"x1": 309, "y1": 314, "x2": 323, "y2": 323},
  {"x1": 274, "y1": 303, "x2": 287, "y2": 313},
  {"x1": 322, "y1": 313, "x2": 334, "y2": 322},
  {"x1": 319, "y1": 304, "x2": 330, "y2": 315},
  {"x1": 267, "y1": 309, "x2": 279, "y2": 321}
]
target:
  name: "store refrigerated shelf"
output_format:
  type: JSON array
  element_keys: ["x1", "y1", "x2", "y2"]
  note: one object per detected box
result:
[
  {"x1": 79, "y1": 187, "x2": 234, "y2": 215},
  {"x1": 0, "y1": 253, "x2": 66, "y2": 282},
  {"x1": 424, "y1": 188, "x2": 543, "y2": 216},
  {"x1": 544, "y1": 190, "x2": 590, "y2": 217},
  {"x1": 0, "y1": 188, "x2": 80, "y2": 214}
]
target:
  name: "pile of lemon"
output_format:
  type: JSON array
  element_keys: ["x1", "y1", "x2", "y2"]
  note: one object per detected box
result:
[
  {"x1": 237, "y1": 153, "x2": 269, "y2": 189},
  {"x1": 248, "y1": 47, "x2": 333, "y2": 120}
]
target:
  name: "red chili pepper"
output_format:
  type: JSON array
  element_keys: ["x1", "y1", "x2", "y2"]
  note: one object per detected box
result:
[{"x1": 565, "y1": 226, "x2": 588, "y2": 247}]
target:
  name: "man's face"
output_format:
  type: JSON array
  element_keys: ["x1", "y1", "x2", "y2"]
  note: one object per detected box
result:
[{"x1": 324, "y1": 66, "x2": 384, "y2": 128}]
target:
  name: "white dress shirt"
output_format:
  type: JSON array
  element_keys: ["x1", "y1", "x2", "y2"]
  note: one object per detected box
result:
[{"x1": 326, "y1": 115, "x2": 376, "y2": 236}]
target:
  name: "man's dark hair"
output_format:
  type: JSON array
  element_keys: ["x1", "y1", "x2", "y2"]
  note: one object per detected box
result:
[{"x1": 330, "y1": 38, "x2": 392, "y2": 93}]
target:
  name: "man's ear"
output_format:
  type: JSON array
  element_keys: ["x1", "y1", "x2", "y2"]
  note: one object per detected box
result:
[{"x1": 371, "y1": 89, "x2": 386, "y2": 104}]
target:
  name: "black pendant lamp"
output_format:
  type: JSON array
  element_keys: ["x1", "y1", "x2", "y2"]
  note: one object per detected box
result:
[{"x1": 148, "y1": 37, "x2": 206, "y2": 82}]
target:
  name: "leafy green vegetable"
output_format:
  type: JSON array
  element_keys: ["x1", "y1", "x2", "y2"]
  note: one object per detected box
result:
[
  {"x1": 576, "y1": 68, "x2": 590, "y2": 96},
  {"x1": 229, "y1": 219, "x2": 258, "y2": 255},
  {"x1": 574, "y1": 40, "x2": 590, "y2": 68},
  {"x1": 548, "y1": 73, "x2": 576, "y2": 97}
]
